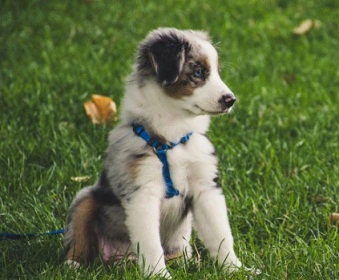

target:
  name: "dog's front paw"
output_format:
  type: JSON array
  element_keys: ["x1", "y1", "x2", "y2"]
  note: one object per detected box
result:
[
  {"x1": 159, "y1": 269, "x2": 172, "y2": 279},
  {"x1": 245, "y1": 266, "x2": 262, "y2": 276},
  {"x1": 224, "y1": 260, "x2": 261, "y2": 277},
  {"x1": 142, "y1": 262, "x2": 172, "y2": 279},
  {"x1": 223, "y1": 258, "x2": 242, "y2": 273}
]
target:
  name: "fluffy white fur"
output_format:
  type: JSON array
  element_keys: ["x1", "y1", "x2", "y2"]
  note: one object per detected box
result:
[
  {"x1": 64, "y1": 28, "x2": 251, "y2": 278},
  {"x1": 120, "y1": 30, "x2": 241, "y2": 277}
]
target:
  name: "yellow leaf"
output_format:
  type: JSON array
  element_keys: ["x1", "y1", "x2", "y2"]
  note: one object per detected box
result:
[
  {"x1": 84, "y1": 94, "x2": 118, "y2": 125},
  {"x1": 329, "y1": 213, "x2": 339, "y2": 226},
  {"x1": 71, "y1": 176, "x2": 91, "y2": 183},
  {"x1": 84, "y1": 100, "x2": 101, "y2": 124},
  {"x1": 292, "y1": 19, "x2": 321, "y2": 35}
]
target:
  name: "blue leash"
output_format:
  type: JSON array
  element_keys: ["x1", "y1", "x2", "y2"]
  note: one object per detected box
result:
[
  {"x1": 133, "y1": 123, "x2": 192, "y2": 198},
  {"x1": 0, "y1": 229, "x2": 64, "y2": 240}
]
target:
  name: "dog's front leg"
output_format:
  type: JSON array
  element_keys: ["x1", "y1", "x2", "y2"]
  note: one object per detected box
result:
[
  {"x1": 193, "y1": 188, "x2": 242, "y2": 271},
  {"x1": 124, "y1": 189, "x2": 170, "y2": 278}
]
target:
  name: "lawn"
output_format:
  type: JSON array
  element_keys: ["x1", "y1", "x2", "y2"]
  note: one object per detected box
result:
[{"x1": 0, "y1": 0, "x2": 338, "y2": 279}]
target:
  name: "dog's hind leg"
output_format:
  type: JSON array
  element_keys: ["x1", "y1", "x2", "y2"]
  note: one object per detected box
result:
[{"x1": 64, "y1": 188, "x2": 99, "y2": 265}]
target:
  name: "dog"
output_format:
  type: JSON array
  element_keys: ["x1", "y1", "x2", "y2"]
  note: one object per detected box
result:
[{"x1": 64, "y1": 28, "x2": 244, "y2": 278}]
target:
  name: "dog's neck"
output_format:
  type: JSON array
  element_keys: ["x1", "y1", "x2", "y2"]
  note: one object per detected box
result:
[{"x1": 121, "y1": 79, "x2": 210, "y2": 141}]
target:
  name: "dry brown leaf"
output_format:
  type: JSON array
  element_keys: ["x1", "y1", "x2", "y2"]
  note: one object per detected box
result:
[
  {"x1": 329, "y1": 213, "x2": 339, "y2": 226},
  {"x1": 71, "y1": 176, "x2": 91, "y2": 183},
  {"x1": 84, "y1": 94, "x2": 118, "y2": 125},
  {"x1": 292, "y1": 19, "x2": 321, "y2": 35},
  {"x1": 84, "y1": 100, "x2": 101, "y2": 124}
]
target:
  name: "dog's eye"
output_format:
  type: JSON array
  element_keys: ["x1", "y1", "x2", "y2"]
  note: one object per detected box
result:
[{"x1": 193, "y1": 69, "x2": 203, "y2": 78}]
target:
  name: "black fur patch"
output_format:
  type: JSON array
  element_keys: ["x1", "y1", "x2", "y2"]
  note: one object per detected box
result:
[
  {"x1": 137, "y1": 29, "x2": 190, "y2": 86},
  {"x1": 182, "y1": 196, "x2": 193, "y2": 219},
  {"x1": 92, "y1": 187, "x2": 121, "y2": 206},
  {"x1": 92, "y1": 170, "x2": 121, "y2": 206},
  {"x1": 98, "y1": 169, "x2": 110, "y2": 189}
]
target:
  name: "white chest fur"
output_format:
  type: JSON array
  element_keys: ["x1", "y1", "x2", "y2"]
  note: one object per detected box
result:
[{"x1": 166, "y1": 133, "x2": 218, "y2": 197}]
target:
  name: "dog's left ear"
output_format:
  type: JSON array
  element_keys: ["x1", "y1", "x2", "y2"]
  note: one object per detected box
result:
[{"x1": 148, "y1": 34, "x2": 189, "y2": 86}]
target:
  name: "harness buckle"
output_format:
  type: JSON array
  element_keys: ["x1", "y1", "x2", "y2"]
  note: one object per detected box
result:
[
  {"x1": 153, "y1": 145, "x2": 168, "y2": 153},
  {"x1": 132, "y1": 123, "x2": 192, "y2": 199}
]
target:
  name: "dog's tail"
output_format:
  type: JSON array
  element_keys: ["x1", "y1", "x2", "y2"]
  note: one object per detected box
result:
[{"x1": 64, "y1": 187, "x2": 99, "y2": 265}]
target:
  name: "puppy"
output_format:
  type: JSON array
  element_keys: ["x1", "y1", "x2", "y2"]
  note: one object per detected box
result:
[{"x1": 65, "y1": 28, "x2": 244, "y2": 278}]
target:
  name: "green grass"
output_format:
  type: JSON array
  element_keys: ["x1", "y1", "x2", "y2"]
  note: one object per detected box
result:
[{"x1": 1, "y1": 0, "x2": 338, "y2": 279}]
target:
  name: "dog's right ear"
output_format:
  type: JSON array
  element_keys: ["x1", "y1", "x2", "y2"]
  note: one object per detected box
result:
[{"x1": 147, "y1": 33, "x2": 190, "y2": 86}]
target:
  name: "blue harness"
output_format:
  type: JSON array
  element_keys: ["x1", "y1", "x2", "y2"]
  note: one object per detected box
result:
[{"x1": 133, "y1": 123, "x2": 192, "y2": 198}]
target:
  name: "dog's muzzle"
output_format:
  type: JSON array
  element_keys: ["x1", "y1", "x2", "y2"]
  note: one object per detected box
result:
[{"x1": 218, "y1": 93, "x2": 237, "y2": 110}]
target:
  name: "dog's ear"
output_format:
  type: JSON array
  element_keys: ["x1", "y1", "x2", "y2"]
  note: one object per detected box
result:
[{"x1": 148, "y1": 35, "x2": 190, "y2": 86}]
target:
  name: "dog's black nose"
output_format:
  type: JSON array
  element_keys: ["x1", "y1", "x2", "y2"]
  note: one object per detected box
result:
[{"x1": 219, "y1": 94, "x2": 236, "y2": 109}]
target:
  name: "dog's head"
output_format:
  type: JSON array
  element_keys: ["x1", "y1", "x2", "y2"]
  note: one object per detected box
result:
[{"x1": 136, "y1": 28, "x2": 236, "y2": 116}]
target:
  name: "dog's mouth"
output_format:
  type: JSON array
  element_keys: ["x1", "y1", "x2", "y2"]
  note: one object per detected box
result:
[{"x1": 194, "y1": 105, "x2": 231, "y2": 115}]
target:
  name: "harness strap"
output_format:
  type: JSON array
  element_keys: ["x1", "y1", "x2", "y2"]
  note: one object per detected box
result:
[{"x1": 132, "y1": 123, "x2": 192, "y2": 198}]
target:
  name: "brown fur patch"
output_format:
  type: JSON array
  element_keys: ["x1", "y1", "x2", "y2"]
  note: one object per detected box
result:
[
  {"x1": 164, "y1": 50, "x2": 211, "y2": 99},
  {"x1": 129, "y1": 153, "x2": 151, "y2": 179},
  {"x1": 163, "y1": 77, "x2": 194, "y2": 98},
  {"x1": 66, "y1": 195, "x2": 98, "y2": 264}
]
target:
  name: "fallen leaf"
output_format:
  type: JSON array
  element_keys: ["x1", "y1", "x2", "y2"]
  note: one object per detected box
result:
[
  {"x1": 329, "y1": 213, "x2": 339, "y2": 226},
  {"x1": 84, "y1": 100, "x2": 101, "y2": 124},
  {"x1": 293, "y1": 19, "x2": 313, "y2": 35},
  {"x1": 292, "y1": 19, "x2": 321, "y2": 35},
  {"x1": 84, "y1": 94, "x2": 118, "y2": 124},
  {"x1": 71, "y1": 176, "x2": 91, "y2": 183}
]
